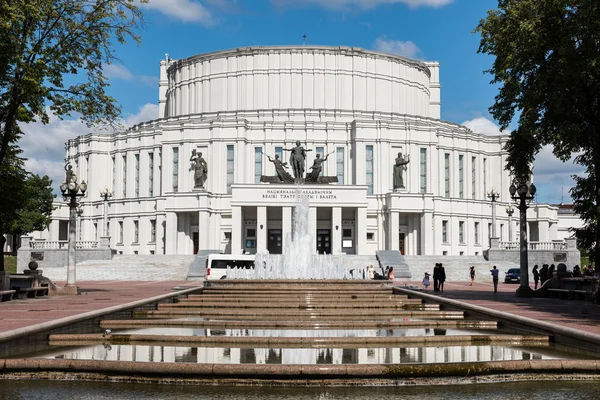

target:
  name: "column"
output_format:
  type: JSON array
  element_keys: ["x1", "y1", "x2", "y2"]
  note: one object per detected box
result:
[
  {"x1": 421, "y1": 212, "x2": 434, "y2": 255},
  {"x1": 209, "y1": 213, "x2": 222, "y2": 249},
  {"x1": 198, "y1": 210, "x2": 210, "y2": 249},
  {"x1": 231, "y1": 206, "x2": 243, "y2": 255},
  {"x1": 156, "y1": 214, "x2": 166, "y2": 254},
  {"x1": 165, "y1": 212, "x2": 177, "y2": 254},
  {"x1": 538, "y1": 220, "x2": 550, "y2": 242},
  {"x1": 355, "y1": 207, "x2": 367, "y2": 255},
  {"x1": 309, "y1": 207, "x2": 317, "y2": 254},
  {"x1": 282, "y1": 206, "x2": 292, "y2": 253},
  {"x1": 388, "y1": 211, "x2": 399, "y2": 251},
  {"x1": 332, "y1": 207, "x2": 342, "y2": 255},
  {"x1": 257, "y1": 206, "x2": 267, "y2": 253}
]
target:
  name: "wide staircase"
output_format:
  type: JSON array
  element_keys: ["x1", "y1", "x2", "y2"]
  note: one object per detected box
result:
[
  {"x1": 376, "y1": 250, "x2": 411, "y2": 279},
  {"x1": 186, "y1": 250, "x2": 222, "y2": 280}
]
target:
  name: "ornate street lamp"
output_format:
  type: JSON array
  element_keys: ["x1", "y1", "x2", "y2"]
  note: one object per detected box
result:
[
  {"x1": 100, "y1": 187, "x2": 113, "y2": 237},
  {"x1": 505, "y1": 204, "x2": 514, "y2": 242},
  {"x1": 60, "y1": 162, "x2": 87, "y2": 294},
  {"x1": 487, "y1": 187, "x2": 500, "y2": 239},
  {"x1": 509, "y1": 180, "x2": 536, "y2": 297}
]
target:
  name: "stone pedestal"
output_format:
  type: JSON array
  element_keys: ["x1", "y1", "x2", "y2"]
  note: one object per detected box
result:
[
  {"x1": 0, "y1": 271, "x2": 10, "y2": 291},
  {"x1": 23, "y1": 269, "x2": 42, "y2": 288}
]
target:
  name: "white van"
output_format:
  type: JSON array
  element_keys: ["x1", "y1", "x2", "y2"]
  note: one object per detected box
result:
[{"x1": 205, "y1": 254, "x2": 256, "y2": 280}]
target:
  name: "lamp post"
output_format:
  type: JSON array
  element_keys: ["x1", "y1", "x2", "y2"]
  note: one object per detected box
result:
[
  {"x1": 509, "y1": 181, "x2": 536, "y2": 297},
  {"x1": 505, "y1": 204, "x2": 514, "y2": 242},
  {"x1": 100, "y1": 187, "x2": 113, "y2": 237},
  {"x1": 60, "y1": 162, "x2": 87, "y2": 294},
  {"x1": 487, "y1": 187, "x2": 500, "y2": 239}
]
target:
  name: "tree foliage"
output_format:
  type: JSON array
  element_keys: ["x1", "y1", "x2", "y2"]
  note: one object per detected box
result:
[
  {"x1": 0, "y1": 146, "x2": 26, "y2": 271},
  {"x1": 6, "y1": 173, "x2": 55, "y2": 237},
  {"x1": 0, "y1": 0, "x2": 146, "y2": 271},
  {"x1": 476, "y1": 0, "x2": 600, "y2": 262}
]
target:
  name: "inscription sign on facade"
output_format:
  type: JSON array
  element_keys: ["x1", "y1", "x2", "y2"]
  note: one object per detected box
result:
[
  {"x1": 553, "y1": 252, "x2": 567, "y2": 262},
  {"x1": 261, "y1": 189, "x2": 337, "y2": 200},
  {"x1": 31, "y1": 252, "x2": 44, "y2": 261}
]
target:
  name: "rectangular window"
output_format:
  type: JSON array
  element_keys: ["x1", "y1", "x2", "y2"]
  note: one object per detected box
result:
[
  {"x1": 459, "y1": 221, "x2": 465, "y2": 244},
  {"x1": 149, "y1": 152, "x2": 154, "y2": 197},
  {"x1": 474, "y1": 222, "x2": 480, "y2": 244},
  {"x1": 458, "y1": 155, "x2": 464, "y2": 199},
  {"x1": 227, "y1": 145, "x2": 234, "y2": 194},
  {"x1": 488, "y1": 222, "x2": 492, "y2": 240},
  {"x1": 366, "y1": 145, "x2": 374, "y2": 195},
  {"x1": 172, "y1": 147, "x2": 179, "y2": 193},
  {"x1": 274, "y1": 147, "x2": 282, "y2": 176},
  {"x1": 122, "y1": 155, "x2": 127, "y2": 198},
  {"x1": 471, "y1": 156, "x2": 476, "y2": 200},
  {"x1": 150, "y1": 220, "x2": 156, "y2": 243},
  {"x1": 316, "y1": 147, "x2": 324, "y2": 176},
  {"x1": 93, "y1": 222, "x2": 97, "y2": 241},
  {"x1": 134, "y1": 154, "x2": 140, "y2": 198},
  {"x1": 420, "y1": 148, "x2": 427, "y2": 193},
  {"x1": 254, "y1": 147, "x2": 262, "y2": 184},
  {"x1": 133, "y1": 220, "x2": 139, "y2": 243},
  {"x1": 500, "y1": 223, "x2": 504, "y2": 241},
  {"x1": 483, "y1": 158, "x2": 487, "y2": 199},
  {"x1": 442, "y1": 220, "x2": 448, "y2": 243},
  {"x1": 336, "y1": 147, "x2": 344, "y2": 184},
  {"x1": 85, "y1": 156, "x2": 89, "y2": 182},
  {"x1": 444, "y1": 153, "x2": 450, "y2": 198},
  {"x1": 118, "y1": 221, "x2": 123, "y2": 244},
  {"x1": 112, "y1": 156, "x2": 116, "y2": 196}
]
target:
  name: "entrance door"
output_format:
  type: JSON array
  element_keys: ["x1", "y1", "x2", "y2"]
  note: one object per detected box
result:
[
  {"x1": 268, "y1": 229, "x2": 282, "y2": 254},
  {"x1": 316, "y1": 229, "x2": 331, "y2": 254},
  {"x1": 193, "y1": 232, "x2": 199, "y2": 255},
  {"x1": 399, "y1": 233, "x2": 406, "y2": 256}
]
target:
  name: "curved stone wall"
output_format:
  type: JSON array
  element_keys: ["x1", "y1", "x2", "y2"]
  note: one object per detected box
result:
[{"x1": 164, "y1": 46, "x2": 434, "y2": 118}]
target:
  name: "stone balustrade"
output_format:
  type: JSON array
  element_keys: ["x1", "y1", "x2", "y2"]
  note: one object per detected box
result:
[
  {"x1": 498, "y1": 241, "x2": 570, "y2": 251},
  {"x1": 487, "y1": 237, "x2": 580, "y2": 267}
]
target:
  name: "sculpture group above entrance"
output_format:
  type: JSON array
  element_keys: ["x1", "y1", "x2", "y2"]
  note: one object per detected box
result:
[{"x1": 261, "y1": 142, "x2": 338, "y2": 184}]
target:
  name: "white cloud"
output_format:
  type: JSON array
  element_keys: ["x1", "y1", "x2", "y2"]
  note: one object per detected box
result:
[
  {"x1": 103, "y1": 63, "x2": 134, "y2": 80},
  {"x1": 373, "y1": 36, "x2": 422, "y2": 59},
  {"x1": 140, "y1": 0, "x2": 214, "y2": 25},
  {"x1": 461, "y1": 117, "x2": 507, "y2": 136},
  {"x1": 271, "y1": 0, "x2": 453, "y2": 11},
  {"x1": 18, "y1": 104, "x2": 159, "y2": 194}
]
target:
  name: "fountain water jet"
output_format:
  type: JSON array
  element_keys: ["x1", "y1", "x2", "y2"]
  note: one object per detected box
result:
[{"x1": 227, "y1": 187, "x2": 365, "y2": 279}]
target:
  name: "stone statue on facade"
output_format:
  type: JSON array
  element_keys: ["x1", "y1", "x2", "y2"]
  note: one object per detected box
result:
[
  {"x1": 393, "y1": 151, "x2": 410, "y2": 189},
  {"x1": 190, "y1": 149, "x2": 208, "y2": 188},
  {"x1": 305, "y1": 151, "x2": 334, "y2": 183},
  {"x1": 283, "y1": 140, "x2": 312, "y2": 179},
  {"x1": 265, "y1": 154, "x2": 294, "y2": 183},
  {"x1": 65, "y1": 163, "x2": 77, "y2": 185}
]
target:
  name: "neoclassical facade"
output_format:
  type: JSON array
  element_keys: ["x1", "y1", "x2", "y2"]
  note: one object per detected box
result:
[{"x1": 39, "y1": 46, "x2": 562, "y2": 256}]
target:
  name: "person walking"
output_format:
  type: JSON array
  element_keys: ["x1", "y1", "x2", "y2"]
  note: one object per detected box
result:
[
  {"x1": 439, "y1": 264, "x2": 446, "y2": 292},
  {"x1": 433, "y1": 263, "x2": 441, "y2": 292},
  {"x1": 469, "y1": 266, "x2": 476, "y2": 286},
  {"x1": 490, "y1": 266, "x2": 499, "y2": 293},
  {"x1": 532, "y1": 265, "x2": 540, "y2": 290},
  {"x1": 422, "y1": 272, "x2": 431, "y2": 290}
]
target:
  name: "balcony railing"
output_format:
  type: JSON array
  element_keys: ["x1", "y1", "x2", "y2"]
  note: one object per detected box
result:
[
  {"x1": 498, "y1": 241, "x2": 569, "y2": 251},
  {"x1": 28, "y1": 240, "x2": 99, "y2": 249}
]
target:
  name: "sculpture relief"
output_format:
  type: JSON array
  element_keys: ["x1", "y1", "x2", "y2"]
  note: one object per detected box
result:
[
  {"x1": 283, "y1": 140, "x2": 312, "y2": 179},
  {"x1": 190, "y1": 149, "x2": 208, "y2": 188},
  {"x1": 266, "y1": 154, "x2": 294, "y2": 183},
  {"x1": 393, "y1": 151, "x2": 410, "y2": 189},
  {"x1": 305, "y1": 151, "x2": 334, "y2": 183}
]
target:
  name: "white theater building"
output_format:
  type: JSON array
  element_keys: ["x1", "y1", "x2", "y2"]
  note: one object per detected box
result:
[{"x1": 39, "y1": 46, "x2": 562, "y2": 257}]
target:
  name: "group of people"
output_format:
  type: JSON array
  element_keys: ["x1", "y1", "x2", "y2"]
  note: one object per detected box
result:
[
  {"x1": 531, "y1": 264, "x2": 557, "y2": 290},
  {"x1": 366, "y1": 265, "x2": 394, "y2": 281},
  {"x1": 422, "y1": 263, "x2": 446, "y2": 291}
]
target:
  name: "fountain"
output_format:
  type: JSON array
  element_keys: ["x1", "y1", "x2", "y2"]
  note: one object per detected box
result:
[{"x1": 227, "y1": 187, "x2": 364, "y2": 280}]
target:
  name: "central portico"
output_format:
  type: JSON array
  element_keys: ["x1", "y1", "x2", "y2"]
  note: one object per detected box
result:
[{"x1": 230, "y1": 184, "x2": 368, "y2": 255}]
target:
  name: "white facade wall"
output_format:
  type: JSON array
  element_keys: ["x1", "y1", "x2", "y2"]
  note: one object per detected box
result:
[{"x1": 38, "y1": 46, "x2": 565, "y2": 256}]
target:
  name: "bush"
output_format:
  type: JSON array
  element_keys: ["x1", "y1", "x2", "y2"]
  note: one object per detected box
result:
[{"x1": 3, "y1": 257, "x2": 17, "y2": 274}]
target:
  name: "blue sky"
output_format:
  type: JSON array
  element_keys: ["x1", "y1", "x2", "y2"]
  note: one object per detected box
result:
[{"x1": 19, "y1": 0, "x2": 584, "y2": 204}]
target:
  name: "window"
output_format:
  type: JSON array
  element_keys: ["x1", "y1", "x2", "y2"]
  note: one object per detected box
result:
[
  {"x1": 488, "y1": 222, "x2": 492, "y2": 240},
  {"x1": 122, "y1": 154, "x2": 127, "y2": 198},
  {"x1": 133, "y1": 220, "x2": 139, "y2": 243},
  {"x1": 150, "y1": 220, "x2": 156, "y2": 243},
  {"x1": 227, "y1": 145, "x2": 234, "y2": 194},
  {"x1": 444, "y1": 153, "x2": 450, "y2": 197},
  {"x1": 149, "y1": 152, "x2": 154, "y2": 197},
  {"x1": 254, "y1": 147, "x2": 262, "y2": 184},
  {"x1": 134, "y1": 154, "x2": 140, "y2": 198},
  {"x1": 459, "y1": 221, "x2": 465, "y2": 244},
  {"x1": 316, "y1": 147, "x2": 324, "y2": 176},
  {"x1": 85, "y1": 155, "x2": 89, "y2": 182},
  {"x1": 274, "y1": 147, "x2": 282, "y2": 176},
  {"x1": 366, "y1": 145, "x2": 374, "y2": 195},
  {"x1": 458, "y1": 155, "x2": 464, "y2": 199},
  {"x1": 471, "y1": 156, "x2": 476, "y2": 200},
  {"x1": 500, "y1": 223, "x2": 504, "y2": 241},
  {"x1": 112, "y1": 156, "x2": 116, "y2": 195},
  {"x1": 483, "y1": 158, "x2": 487, "y2": 199},
  {"x1": 172, "y1": 147, "x2": 179, "y2": 193},
  {"x1": 474, "y1": 222, "x2": 480, "y2": 244},
  {"x1": 336, "y1": 147, "x2": 344, "y2": 184},
  {"x1": 93, "y1": 223, "x2": 98, "y2": 241},
  {"x1": 442, "y1": 220, "x2": 448, "y2": 243},
  {"x1": 367, "y1": 232, "x2": 374, "y2": 241},
  {"x1": 118, "y1": 221, "x2": 123, "y2": 244},
  {"x1": 420, "y1": 148, "x2": 427, "y2": 193}
]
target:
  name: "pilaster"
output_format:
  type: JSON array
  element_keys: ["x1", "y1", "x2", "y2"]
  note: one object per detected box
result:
[{"x1": 257, "y1": 206, "x2": 267, "y2": 253}]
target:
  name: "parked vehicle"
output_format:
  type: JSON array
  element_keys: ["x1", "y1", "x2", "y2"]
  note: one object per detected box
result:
[
  {"x1": 205, "y1": 254, "x2": 255, "y2": 280},
  {"x1": 504, "y1": 268, "x2": 521, "y2": 283}
]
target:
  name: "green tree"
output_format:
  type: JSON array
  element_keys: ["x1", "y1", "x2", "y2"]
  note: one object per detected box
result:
[
  {"x1": 0, "y1": 0, "x2": 146, "y2": 271},
  {"x1": 6, "y1": 173, "x2": 55, "y2": 237},
  {"x1": 476, "y1": 0, "x2": 600, "y2": 263}
]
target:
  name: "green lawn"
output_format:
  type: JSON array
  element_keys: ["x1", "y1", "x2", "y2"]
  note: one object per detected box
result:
[{"x1": 3, "y1": 256, "x2": 17, "y2": 274}]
